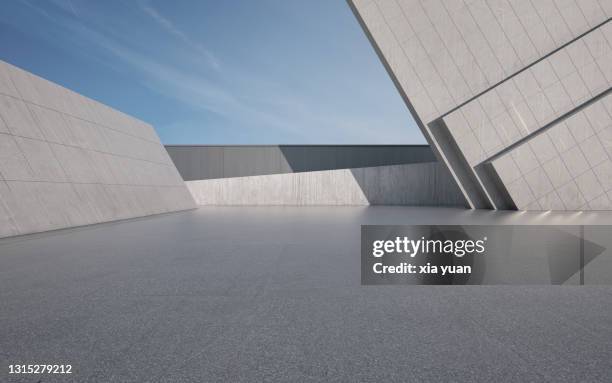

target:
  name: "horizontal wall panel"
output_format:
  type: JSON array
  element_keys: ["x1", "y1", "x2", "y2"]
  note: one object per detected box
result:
[
  {"x1": 166, "y1": 145, "x2": 437, "y2": 181},
  {"x1": 185, "y1": 162, "x2": 465, "y2": 207}
]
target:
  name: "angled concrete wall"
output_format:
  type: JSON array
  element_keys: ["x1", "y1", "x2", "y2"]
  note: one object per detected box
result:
[
  {"x1": 170, "y1": 145, "x2": 466, "y2": 206},
  {"x1": 186, "y1": 162, "x2": 466, "y2": 206},
  {"x1": 166, "y1": 144, "x2": 437, "y2": 180},
  {"x1": 350, "y1": 0, "x2": 612, "y2": 210},
  {"x1": 491, "y1": 93, "x2": 612, "y2": 210},
  {"x1": 0, "y1": 60, "x2": 195, "y2": 238}
]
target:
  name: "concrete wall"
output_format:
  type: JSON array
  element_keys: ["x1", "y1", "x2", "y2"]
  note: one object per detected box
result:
[
  {"x1": 165, "y1": 145, "x2": 436, "y2": 180},
  {"x1": 186, "y1": 162, "x2": 466, "y2": 206},
  {"x1": 492, "y1": 93, "x2": 612, "y2": 210},
  {"x1": 350, "y1": 0, "x2": 612, "y2": 210},
  {"x1": 0, "y1": 60, "x2": 195, "y2": 238}
]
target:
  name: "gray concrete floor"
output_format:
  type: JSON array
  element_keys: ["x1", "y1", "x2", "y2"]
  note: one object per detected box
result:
[{"x1": 1, "y1": 206, "x2": 612, "y2": 382}]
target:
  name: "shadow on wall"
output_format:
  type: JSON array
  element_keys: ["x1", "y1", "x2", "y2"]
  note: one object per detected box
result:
[
  {"x1": 279, "y1": 145, "x2": 436, "y2": 173},
  {"x1": 165, "y1": 145, "x2": 437, "y2": 181},
  {"x1": 171, "y1": 145, "x2": 467, "y2": 207},
  {"x1": 350, "y1": 162, "x2": 466, "y2": 206},
  {"x1": 184, "y1": 162, "x2": 467, "y2": 207}
]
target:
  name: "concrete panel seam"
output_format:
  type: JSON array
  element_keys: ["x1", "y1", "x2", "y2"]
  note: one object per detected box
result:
[
  {"x1": 438, "y1": 18, "x2": 612, "y2": 121},
  {"x1": 483, "y1": 86, "x2": 612, "y2": 165}
]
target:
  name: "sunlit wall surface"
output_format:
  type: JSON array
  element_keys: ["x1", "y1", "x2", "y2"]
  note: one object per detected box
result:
[
  {"x1": 351, "y1": 0, "x2": 612, "y2": 210},
  {"x1": 0, "y1": 60, "x2": 194, "y2": 238}
]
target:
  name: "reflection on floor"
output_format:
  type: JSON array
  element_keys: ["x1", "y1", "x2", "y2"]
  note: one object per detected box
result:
[{"x1": 1, "y1": 207, "x2": 612, "y2": 382}]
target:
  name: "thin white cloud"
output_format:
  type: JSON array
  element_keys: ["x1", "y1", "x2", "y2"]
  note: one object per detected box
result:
[
  {"x1": 5, "y1": 0, "x2": 413, "y2": 144},
  {"x1": 138, "y1": 1, "x2": 220, "y2": 70},
  {"x1": 17, "y1": 0, "x2": 52, "y2": 19},
  {"x1": 66, "y1": 21, "x2": 309, "y2": 136},
  {"x1": 50, "y1": 0, "x2": 80, "y2": 18}
]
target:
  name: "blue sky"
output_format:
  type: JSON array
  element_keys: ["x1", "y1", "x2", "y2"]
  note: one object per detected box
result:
[{"x1": 0, "y1": 0, "x2": 422, "y2": 144}]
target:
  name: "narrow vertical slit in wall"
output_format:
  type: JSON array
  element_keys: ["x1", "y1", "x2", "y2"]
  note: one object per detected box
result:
[
  {"x1": 474, "y1": 162, "x2": 517, "y2": 210},
  {"x1": 428, "y1": 119, "x2": 493, "y2": 209}
]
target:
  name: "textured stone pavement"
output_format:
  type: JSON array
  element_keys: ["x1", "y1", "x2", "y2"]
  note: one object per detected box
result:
[{"x1": 1, "y1": 206, "x2": 612, "y2": 382}]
